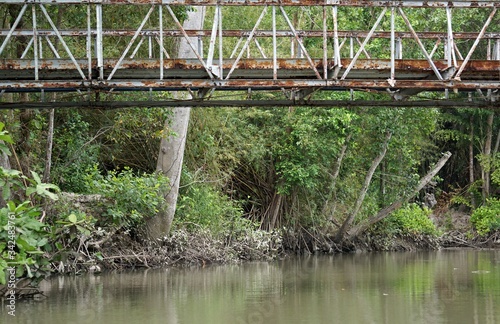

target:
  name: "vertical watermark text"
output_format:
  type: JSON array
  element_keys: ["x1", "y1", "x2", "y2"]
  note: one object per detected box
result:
[{"x1": 5, "y1": 210, "x2": 17, "y2": 316}]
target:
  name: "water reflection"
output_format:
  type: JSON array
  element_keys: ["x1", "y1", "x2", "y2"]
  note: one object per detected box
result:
[{"x1": 2, "y1": 250, "x2": 500, "y2": 324}]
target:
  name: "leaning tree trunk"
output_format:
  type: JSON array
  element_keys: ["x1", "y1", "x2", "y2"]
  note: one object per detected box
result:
[
  {"x1": 145, "y1": 7, "x2": 206, "y2": 241},
  {"x1": 346, "y1": 151, "x2": 452, "y2": 240},
  {"x1": 335, "y1": 131, "x2": 392, "y2": 242}
]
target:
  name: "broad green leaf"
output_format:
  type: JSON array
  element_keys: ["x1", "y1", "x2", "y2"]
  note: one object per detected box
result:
[
  {"x1": 0, "y1": 134, "x2": 13, "y2": 144},
  {"x1": 68, "y1": 213, "x2": 78, "y2": 224},
  {"x1": 16, "y1": 265, "x2": 24, "y2": 277},
  {"x1": 37, "y1": 238, "x2": 48, "y2": 247},
  {"x1": 2, "y1": 184, "x2": 10, "y2": 201},
  {"x1": 16, "y1": 237, "x2": 35, "y2": 251},
  {"x1": 30, "y1": 171, "x2": 42, "y2": 185},
  {"x1": 7, "y1": 200, "x2": 16, "y2": 212},
  {"x1": 26, "y1": 187, "x2": 36, "y2": 196},
  {"x1": 76, "y1": 224, "x2": 90, "y2": 236}
]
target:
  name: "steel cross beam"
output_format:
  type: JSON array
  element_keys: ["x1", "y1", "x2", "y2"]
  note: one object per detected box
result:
[{"x1": 0, "y1": 0, "x2": 499, "y2": 108}]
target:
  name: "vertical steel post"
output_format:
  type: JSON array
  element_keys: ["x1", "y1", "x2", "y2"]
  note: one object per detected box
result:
[
  {"x1": 390, "y1": 7, "x2": 395, "y2": 83},
  {"x1": 273, "y1": 5, "x2": 277, "y2": 80},
  {"x1": 446, "y1": 6, "x2": 454, "y2": 68},
  {"x1": 39, "y1": 34, "x2": 43, "y2": 59},
  {"x1": 199, "y1": 37, "x2": 204, "y2": 58},
  {"x1": 218, "y1": 6, "x2": 223, "y2": 79},
  {"x1": 87, "y1": 4, "x2": 92, "y2": 80},
  {"x1": 494, "y1": 39, "x2": 498, "y2": 60},
  {"x1": 333, "y1": 6, "x2": 340, "y2": 66},
  {"x1": 149, "y1": 36, "x2": 152, "y2": 58},
  {"x1": 445, "y1": 8, "x2": 452, "y2": 99},
  {"x1": 323, "y1": 6, "x2": 327, "y2": 80},
  {"x1": 96, "y1": 3, "x2": 103, "y2": 80},
  {"x1": 207, "y1": 5, "x2": 219, "y2": 68},
  {"x1": 487, "y1": 38, "x2": 491, "y2": 60},
  {"x1": 32, "y1": 5, "x2": 39, "y2": 81},
  {"x1": 350, "y1": 37, "x2": 354, "y2": 58},
  {"x1": 159, "y1": 5, "x2": 163, "y2": 80},
  {"x1": 332, "y1": 5, "x2": 341, "y2": 79},
  {"x1": 396, "y1": 38, "x2": 402, "y2": 59},
  {"x1": 207, "y1": 5, "x2": 223, "y2": 78}
]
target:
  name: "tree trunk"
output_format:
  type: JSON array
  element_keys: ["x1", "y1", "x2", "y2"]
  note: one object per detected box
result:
[
  {"x1": 335, "y1": 131, "x2": 392, "y2": 242},
  {"x1": 145, "y1": 7, "x2": 206, "y2": 241},
  {"x1": 482, "y1": 111, "x2": 494, "y2": 201},
  {"x1": 322, "y1": 133, "x2": 351, "y2": 222},
  {"x1": 43, "y1": 108, "x2": 55, "y2": 183},
  {"x1": 469, "y1": 115, "x2": 475, "y2": 207},
  {"x1": 346, "y1": 151, "x2": 452, "y2": 240}
]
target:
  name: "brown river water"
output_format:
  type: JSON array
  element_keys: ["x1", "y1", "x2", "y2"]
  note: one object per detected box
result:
[{"x1": 2, "y1": 249, "x2": 500, "y2": 324}]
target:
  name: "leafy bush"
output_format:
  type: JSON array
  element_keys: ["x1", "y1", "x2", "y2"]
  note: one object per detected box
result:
[
  {"x1": 175, "y1": 173, "x2": 254, "y2": 235},
  {"x1": 51, "y1": 110, "x2": 100, "y2": 193},
  {"x1": 0, "y1": 122, "x2": 60, "y2": 285},
  {"x1": 0, "y1": 201, "x2": 53, "y2": 285},
  {"x1": 84, "y1": 166, "x2": 169, "y2": 228},
  {"x1": 382, "y1": 203, "x2": 438, "y2": 236},
  {"x1": 470, "y1": 199, "x2": 500, "y2": 236}
]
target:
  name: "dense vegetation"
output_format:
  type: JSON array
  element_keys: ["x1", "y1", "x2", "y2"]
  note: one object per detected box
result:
[{"x1": 1, "y1": 4, "x2": 500, "y2": 289}]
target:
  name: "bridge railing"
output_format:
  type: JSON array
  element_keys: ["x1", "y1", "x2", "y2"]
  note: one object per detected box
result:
[{"x1": 0, "y1": 0, "x2": 499, "y2": 106}]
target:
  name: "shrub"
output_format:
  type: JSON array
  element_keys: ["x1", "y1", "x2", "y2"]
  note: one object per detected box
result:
[
  {"x1": 0, "y1": 201, "x2": 53, "y2": 285},
  {"x1": 175, "y1": 174, "x2": 254, "y2": 235},
  {"x1": 84, "y1": 166, "x2": 169, "y2": 229},
  {"x1": 470, "y1": 199, "x2": 500, "y2": 236},
  {"x1": 0, "y1": 122, "x2": 60, "y2": 285},
  {"x1": 382, "y1": 203, "x2": 438, "y2": 236}
]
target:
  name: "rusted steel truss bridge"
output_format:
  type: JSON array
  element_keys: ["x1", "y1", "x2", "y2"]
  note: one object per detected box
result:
[{"x1": 1, "y1": 0, "x2": 500, "y2": 109}]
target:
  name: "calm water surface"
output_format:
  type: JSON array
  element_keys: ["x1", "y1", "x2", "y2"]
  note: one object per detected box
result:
[{"x1": 2, "y1": 249, "x2": 500, "y2": 324}]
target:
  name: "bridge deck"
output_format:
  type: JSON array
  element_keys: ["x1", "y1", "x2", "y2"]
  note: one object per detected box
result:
[{"x1": 1, "y1": 58, "x2": 498, "y2": 88}]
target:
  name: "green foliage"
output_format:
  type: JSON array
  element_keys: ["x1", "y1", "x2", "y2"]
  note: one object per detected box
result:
[
  {"x1": 490, "y1": 153, "x2": 500, "y2": 186},
  {"x1": 382, "y1": 204, "x2": 438, "y2": 236},
  {"x1": 0, "y1": 201, "x2": 53, "y2": 285},
  {"x1": 26, "y1": 170, "x2": 60, "y2": 201},
  {"x1": 51, "y1": 110, "x2": 100, "y2": 193},
  {"x1": 175, "y1": 171, "x2": 254, "y2": 235},
  {"x1": 102, "y1": 107, "x2": 171, "y2": 172},
  {"x1": 0, "y1": 122, "x2": 14, "y2": 156},
  {"x1": 274, "y1": 108, "x2": 354, "y2": 194},
  {"x1": 470, "y1": 199, "x2": 500, "y2": 236},
  {"x1": 84, "y1": 166, "x2": 169, "y2": 228},
  {"x1": 0, "y1": 127, "x2": 59, "y2": 285}
]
